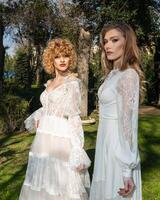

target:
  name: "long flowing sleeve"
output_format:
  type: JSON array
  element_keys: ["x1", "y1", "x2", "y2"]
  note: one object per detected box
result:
[
  {"x1": 67, "y1": 80, "x2": 91, "y2": 170},
  {"x1": 24, "y1": 107, "x2": 44, "y2": 132},
  {"x1": 115, "y1": 69, "x2": 140, "y2": 178}
]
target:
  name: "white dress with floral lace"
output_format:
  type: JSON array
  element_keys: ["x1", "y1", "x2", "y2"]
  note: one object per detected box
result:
[
  {"x1": 89, "y1": 68, "x2": 142, "y2": 200},
  {"x1": 19, "y1": 77, "x2": 91, "y2": 200}
]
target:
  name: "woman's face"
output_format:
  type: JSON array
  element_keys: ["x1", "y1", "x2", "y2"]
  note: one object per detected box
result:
[
  {"x1": 103, "y1": 28, "x2": 125, "y2": 67},
  {"x1": 53, "y1": 54, "x2": 70, "y2": 72}
]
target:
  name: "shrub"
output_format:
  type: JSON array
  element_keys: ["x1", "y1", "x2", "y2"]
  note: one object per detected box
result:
[{"x1": 0, "y1": 94, "x2": 29, "y2": 134}]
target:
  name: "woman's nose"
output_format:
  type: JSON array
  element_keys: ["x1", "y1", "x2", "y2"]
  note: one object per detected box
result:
[
  {"x1": 60, "y1": 56, "x2": 65, "y2": 62},
  {"x1": 105, "y1": 43, "x2": 112, "y2": 51}
]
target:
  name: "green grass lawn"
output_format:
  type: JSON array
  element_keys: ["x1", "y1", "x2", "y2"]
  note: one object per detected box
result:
[{"x1": 0, "y1": 115, "x2": 160, "y2": 200}]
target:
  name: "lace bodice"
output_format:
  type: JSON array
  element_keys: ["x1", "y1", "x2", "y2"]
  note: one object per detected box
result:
[{"x1": 34, "y1": 77, "x2": 81, "y2": 120}]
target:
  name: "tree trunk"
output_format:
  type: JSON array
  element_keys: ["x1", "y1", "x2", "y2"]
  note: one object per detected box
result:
[
  {"x1": 26, "y1": 40, "x2": 33, "y2": 88},
  {"x1": 35, "y1": 45, "x2": 43, "y2": 86},
  {"x1": 77, "y1": 28, "x2": 91, "y2": 117},
  {"x1": 154, "y1": 38, "x2": 160, "y2": 105},
  {"x1": 0, "y1": 16, "x2": 5, "y2": 95}
]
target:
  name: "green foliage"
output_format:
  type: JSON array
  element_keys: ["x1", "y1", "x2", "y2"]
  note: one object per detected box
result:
[
  {"x1": 4, "y1": 54, "x2": 15, "y2": 72},
  {"x1": 14, "y1": 0, "x2": 55, "y2": 46},
  {"x1": 0, "y1": 94, "x2": 29, "y2": 134},
  {"x1": 14, "y1": 48, "x2": 32, "y2": 88},
  {"x1": 141, "y1": 48, "x2": 157, "y2": 103},
  {"x1": 54, "y1": 15, "x2": 79, "y2": 48},
  {"x1": 73, "y1": 0, "x2": 160, "y2": 45}
]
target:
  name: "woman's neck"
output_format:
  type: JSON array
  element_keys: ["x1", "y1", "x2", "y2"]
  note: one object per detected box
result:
[
  {"x1": 113, "y1": 58, "x2": 122, "y2": 70},
  {"x1": 55, "y1": 70, "x2": 70, "y2": 80}
]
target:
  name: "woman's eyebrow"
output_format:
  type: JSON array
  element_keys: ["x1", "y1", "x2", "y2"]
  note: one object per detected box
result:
[{"x1": 104, "y1": 36, "x2": 119, "y2": 40}]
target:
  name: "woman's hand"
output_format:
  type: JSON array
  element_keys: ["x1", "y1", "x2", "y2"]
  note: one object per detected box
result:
[
  {"x1": 118, "y1": 177, "x2": 135, "y2": 197},
  {"x1": 35, "y1": 120, "x2": 39, "y2": 129}
]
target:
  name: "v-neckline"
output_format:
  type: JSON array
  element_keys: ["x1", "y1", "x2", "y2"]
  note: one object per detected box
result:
[
  {"x1": 45, "y1": 80, "x2": 66, "y2": 94},
  {"x1": 45, "y1": 74, "x2": 74, "y2": 94},
  {"x1": 44, "y1": 73, "x2": 78, "y2": 94}
]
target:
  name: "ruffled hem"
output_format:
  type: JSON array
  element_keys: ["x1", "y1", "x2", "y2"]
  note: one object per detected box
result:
[
  {"x1": 19, "y1": 185, "x2": 88, "y2": 200},
  {"x1": 19, "y1": 186, "x2": 89, "y2": 200},
  {"x1": 22, "y1": 152, "x2": 90, "y2": 196}
]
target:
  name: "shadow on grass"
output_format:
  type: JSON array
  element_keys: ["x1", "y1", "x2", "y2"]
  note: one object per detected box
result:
[
  {"x1": 0, "y1": 135, "x2": 14, "y2": 147},
  {"x1": 0, "y1": 149, "x2": 16, "y2": 158},
  {"x1": 0, "y1": 133, "x2": 34, "y2": 200},
  {"x1": 84, "y1": 130, "x2": 97, "y2": 181},
  {"x1": 139, "y1": 116, "x2": 160, "y2": 178},
  {"x1": 0, "y1": 132, "x2": 30, "y2": 147},
  {"x1": 0, "y1": 164, "x2": 27, "y2": 200}
]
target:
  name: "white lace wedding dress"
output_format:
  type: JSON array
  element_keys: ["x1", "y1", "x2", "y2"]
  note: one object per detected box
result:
[
  {"x1": 19, "y1": 77, "x2": 91, "y2": 200},
  {"x1": 89, "y1": 68, "x2": 142, "y2": 200}
]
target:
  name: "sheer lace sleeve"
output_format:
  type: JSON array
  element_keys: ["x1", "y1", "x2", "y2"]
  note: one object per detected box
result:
[
  {"x1": 24, "y1": 107, "x2": 44, "y2": 132},
  {"x1": 67, "y1": 80, "x2": 91, "y2": 169},
  {"x1": 115, "y1": 68, "x2": 140, "y2": 178}
]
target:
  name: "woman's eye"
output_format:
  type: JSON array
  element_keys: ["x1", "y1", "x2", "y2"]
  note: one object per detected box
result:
[
  {"x1": 112, "y1": 38, "x2": 119, "y2": 43},
  {"x1": 55, "y1": 56, "x2": 59, "y2": 59},
  {"x1": 64, "y1": 55, "x2": 69, "y2": 58}
]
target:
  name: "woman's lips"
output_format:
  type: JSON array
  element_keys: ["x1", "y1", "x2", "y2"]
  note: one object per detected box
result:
[
  {"x1": 60, "y1": 64, "x2": 66, "y2": 67},
  {"x1": 106, "y1": 51, "x2": 113, "y2": 56}
]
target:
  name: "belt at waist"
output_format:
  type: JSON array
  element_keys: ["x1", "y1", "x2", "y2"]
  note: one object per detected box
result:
[{"x1": 99, "y1": 115, "x2": 118, "y2": 120}]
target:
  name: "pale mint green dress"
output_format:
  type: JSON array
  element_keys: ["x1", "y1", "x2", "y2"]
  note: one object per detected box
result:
[{"x1": 90, "y1": 68, "x2": 142, "y2": 200}]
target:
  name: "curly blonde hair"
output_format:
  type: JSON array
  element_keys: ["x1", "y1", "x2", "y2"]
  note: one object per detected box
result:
[
  {"x1": 100, "y1": 22, "x2": 146, "y2": 102},
  {"x1": 42, "y1": 38, "x2": 77, "y2": 74}
]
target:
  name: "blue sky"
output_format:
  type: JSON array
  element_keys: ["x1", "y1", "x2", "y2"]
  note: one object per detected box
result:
[{"x1": 4, "y1": 32, "x2": 16, "y2": 56}]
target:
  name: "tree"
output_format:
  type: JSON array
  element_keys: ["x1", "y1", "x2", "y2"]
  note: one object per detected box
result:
[
  {"x1": 14, "y1": 47, "x2": 32, "y2": 88},
  {"x1": 0, "y1": 0, "x2": 19, "y2": 94},
  {"x1": 77, "y1": 28, "x2": 91, "y2": 116},
  {"x1": 11, "y1": 0, "x2": 58, "y2": 85},
  {"x1": 0, "y1": 14, "x2": 5, "y2": 95},
  {"x1": 154, "y1": 37, "x2": 160, "y2": 105},
  {"x1": 73, "y1": 0, "x2": 160, "y2": 45}
]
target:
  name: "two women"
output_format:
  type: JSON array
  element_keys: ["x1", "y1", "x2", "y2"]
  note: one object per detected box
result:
[{"x1": 20, "y1": 22, "x2": 143, "y2": 200}]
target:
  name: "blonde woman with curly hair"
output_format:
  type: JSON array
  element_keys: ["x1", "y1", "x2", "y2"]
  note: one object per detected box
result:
[
  {"x1": 19, "y1": 38, "x2": 91, "y2": 200},
  {"x1": 90, "y1": 22, "x2": 145, "y2": 200}
]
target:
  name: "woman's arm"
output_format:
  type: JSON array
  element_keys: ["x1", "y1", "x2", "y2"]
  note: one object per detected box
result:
[
  {"x1": 67, "y1": 79, "x2": 91, "y2": 171},
  {"x1": 116, "y1": 68, "x2": 140, "y2": 178}
]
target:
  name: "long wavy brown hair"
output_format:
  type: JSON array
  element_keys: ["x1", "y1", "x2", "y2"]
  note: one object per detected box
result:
[
  {"x1": 42, "y1": 38, "x2": 77, "y2": 75},
  {"x1": 100, "y1": 22, "x2": 145, "y2": 102}
]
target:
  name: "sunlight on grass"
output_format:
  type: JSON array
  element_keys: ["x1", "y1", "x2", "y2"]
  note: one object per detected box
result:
[
  {"x1": 0, "y1": 132, "x2": 34, "y2": 200},
  {"x1": 0, "y1": 115, "x2": 160, "y2": 200}
]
